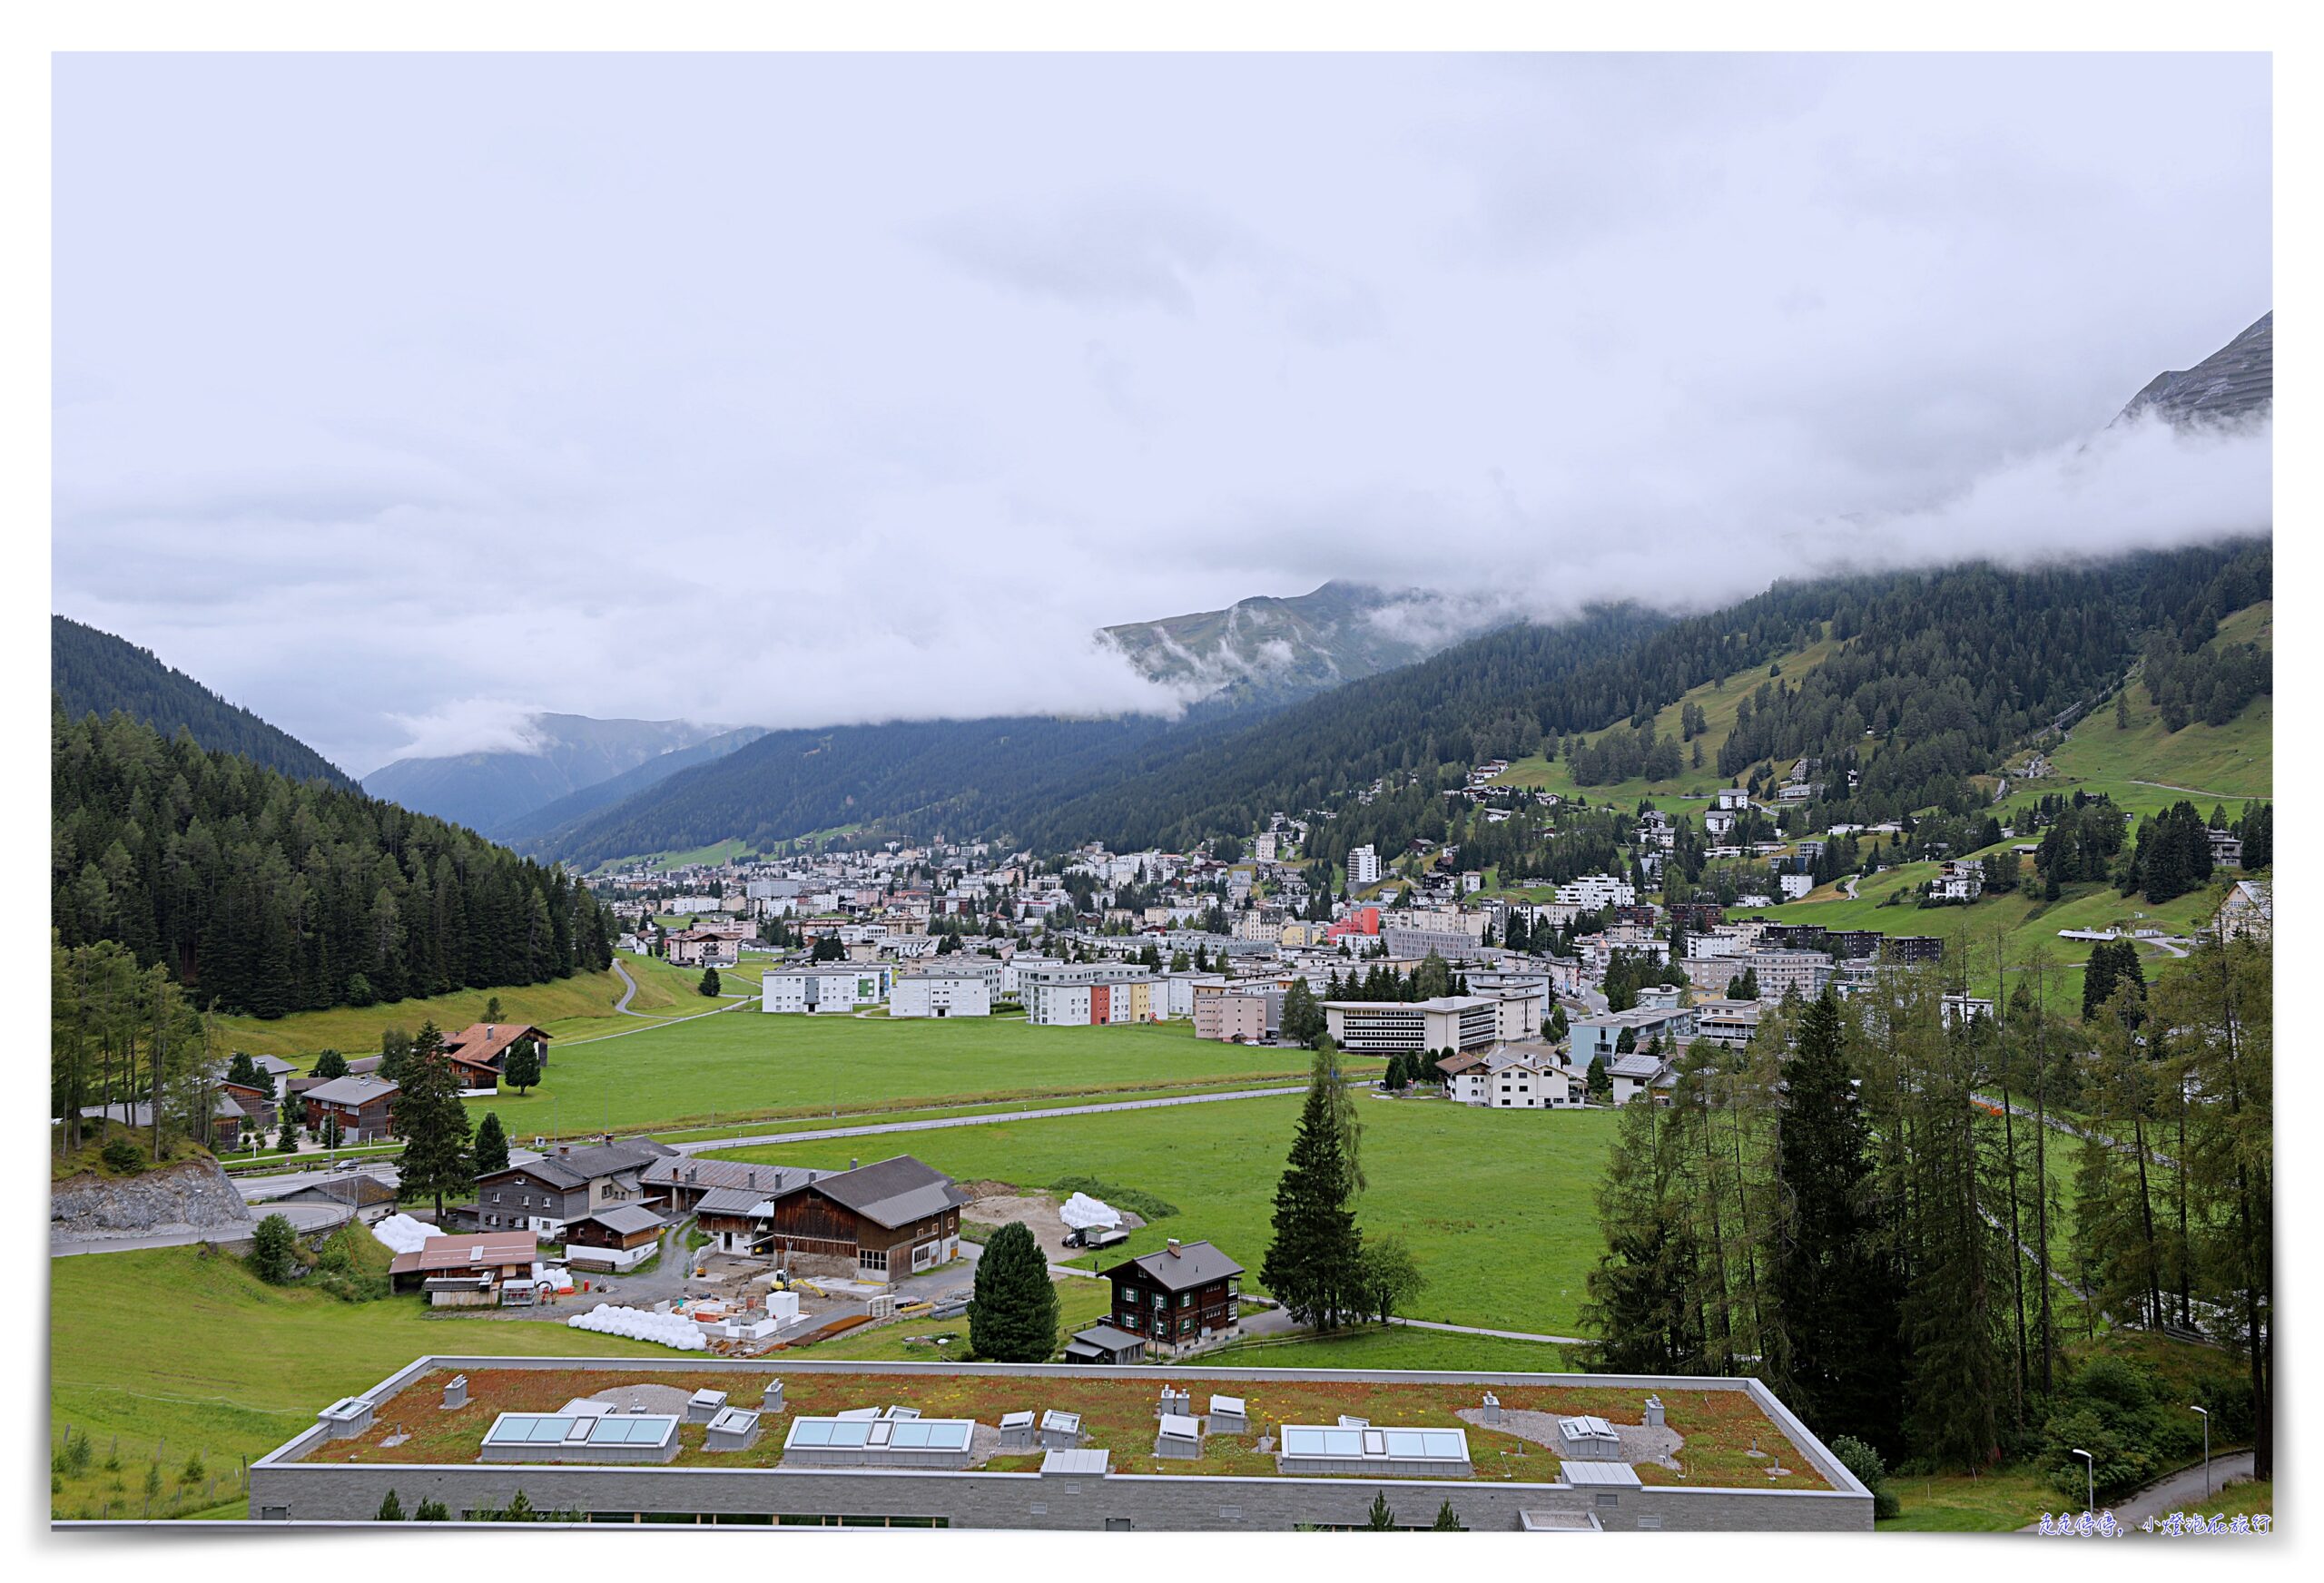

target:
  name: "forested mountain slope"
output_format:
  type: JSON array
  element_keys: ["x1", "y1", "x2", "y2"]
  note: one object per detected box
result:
[
  {"x1": 51, "y1": 616, "x2": 356, "y2": 791},
  {"x1": 54, "y1": 705, "x2": 617, "y2": 1018},
  {"x1": 494, "y1": 724, "x2": 770, "y2": 847}
]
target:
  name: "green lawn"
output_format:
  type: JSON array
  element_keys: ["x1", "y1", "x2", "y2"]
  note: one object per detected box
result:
[
  {"x1": 47, "y1": 1244, "x2": 666, "y2": 1521},
  {"x1": 783, "y1": 1278, "x2": 1115, "y2": 1364},
  {"x1": 714, "y1": 1096, "x2": 1620, "y2": 1336},
  {"x1": 1203, "y1": 1323, "x2": 1579, "y2": 1372},
  {"x1": 464, "y1": 1007, "x2": 1365, "y2": 1137},
  {"x1": 1877, "y1": 1464, "x2": 2062, "y2": 1531}
]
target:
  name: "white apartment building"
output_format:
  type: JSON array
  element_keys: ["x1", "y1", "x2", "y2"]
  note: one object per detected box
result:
[
  {"x1": 1348, "y1": 845, "x2": 1383, "y2": 887},
  {"x1": 762, "y1": 965, "x2": 891, "y2": 1014},
  {"x1": 1324, "y1": 991, "x2": 1540, "y2": 1055},
  {"x1": 889, "y1": 971, "x2": 992, "y2": 1019},
  {"x1": 1744, "y1": 949, "x2": 1834, "y2": 1002},
  {"x1": 1556, "y1": 874, "x2": 1637, "y2": 910},
  {"x1": 1436, "y1": 1046, "x2": 1582, "y2": 1109}
]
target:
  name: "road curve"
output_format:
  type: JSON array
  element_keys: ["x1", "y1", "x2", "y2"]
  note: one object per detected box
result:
[{"x1": 672, "y1": 1085, "x2": 1308, "y2": 1155}]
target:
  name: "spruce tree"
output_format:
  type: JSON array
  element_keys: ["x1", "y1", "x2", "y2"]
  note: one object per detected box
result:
[
  {"x1": 249, "y1": 1213, "x2": 297, "y2": 1284},
  {"x1": 501, "y1": 1039, "x2": 541, "y2": 1096},
  {"x1": 473, "y1": 1111, "x2": 511, "y2": 1176},
  {"x1": 1767, "y1": 990, "x2": 1904, "y2": 1455},
  {"x1": 699, "y1": 967, "x2": 722, "y2": 997},
  {"x1": 966, "y1": 1222, "x2": 1060, "y2": 1362},
  {"x1": 1260, "y1": 1051, "x2": 1364, "y2": 1330},
  {"x1": 394, "y1": 1047, "x2": 473, "y2": 1219},
  {"x1": 1364, "y1": 1492, "x2": 1396, "y2": 1529},
  {"x1": 1579, "y1": 1096, "x2": 1704, "y2": 1371},
  {"x1": 1430, "y1": 1500, "x2": 1466, "y2": 1530},
  {"x1": 376, "y1": 1489, "x2": 405, "y2": 1521},
  {"x1": 312, "y1": 1049, "x2": 349, "y2": 1081}
]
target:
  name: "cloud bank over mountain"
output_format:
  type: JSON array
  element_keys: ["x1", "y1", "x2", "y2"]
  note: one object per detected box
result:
[{"x1": 51, "y1": 54, "x2": 2269, "y2": 773}]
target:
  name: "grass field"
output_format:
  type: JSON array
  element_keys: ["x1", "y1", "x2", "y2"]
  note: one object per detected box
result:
[
  {"x1": 47, "y1": 1244, "x2": 666, "y2": 1520},
  {"x1": 211, "y1": 952, "x2": 722, "y2": 1067},
  {"x1": 714, "y1": 1094, "x2": 1620, "y2": 1336},
  {"x1": 464, "y1": 1006, "x2": 1369, "y2": 1137}
]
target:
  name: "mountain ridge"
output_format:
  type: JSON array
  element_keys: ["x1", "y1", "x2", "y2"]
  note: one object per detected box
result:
[
  {"x1": 362, "y1": 713, "x2": 741, "y2": 835},
  {"x1": 50, "y1": 616, "x2": 357, "y2": 790}
]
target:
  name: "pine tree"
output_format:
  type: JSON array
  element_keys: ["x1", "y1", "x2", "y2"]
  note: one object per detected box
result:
[
  {"x1": 483, "y1": 996, "x2": 504, "y2": 1022},
  {"x1": 473, "y1": 1111, "x2": 511, "y2": 1176},
  {"x1": 1364, "y1": 1492, "x2": 1396, "y2": 1529},
  {"x1": 1586, "y1": 1055, "x2": 1611, "y2": 1102},
  {"x1": 414, "y1": 1498, "x2": 448, "y2": 1521},
  {"x1": 501, "y1": 1039, "x2": 541, "y2": 1096},
  {"x1": 249, "y1": 1213, "x2": 297, "y2": 1284},
  {"x1": 312, "y1": 1049, "x2": 348, "y2": 1081},
  {"x1": 1767, "y1": 990, "x2": 1905, "y2": 1455},
  {"x1": 1579, "y1": 1097, "x2": 1704, "y2": 1371},
  {"x1": 1280, "y1": 978, "x2": 1325, "y2": 1047},
  {"x1": 699, "y1": 967, "x2": 722, "y2": 997},
  {"x1": 1260, "y1": 1051, "x2": 1364, "y2": 1330},
  {"x1": 966, "y1": 1222, "x2": 1060, "y2": 1362},
  {"x1": 394, "y1": 1047, "x2": 473, "y2": 1219},
  {"x1": 376, "y1": 1489, "x2": 405, "y2": 1521}
]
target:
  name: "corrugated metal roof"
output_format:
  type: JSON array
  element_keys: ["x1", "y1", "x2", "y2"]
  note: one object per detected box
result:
[
  {"x1": 1040, "y1": 1449, "x2": 1110, "y2": 1477},
  {"x1": 1559, "y1": 1460, "x2": 1643, "y2": 1487}
]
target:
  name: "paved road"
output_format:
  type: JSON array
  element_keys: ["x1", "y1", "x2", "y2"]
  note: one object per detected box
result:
[
  {"x1": 1390, "y1": 1316, "x2": 1590, "y2": 1347},
  {"x1": 51, "y1": 1199, "x2": 349, "y2": 1257},
  {"x1": 668, "y1": 1086, "x2": 1307, "y2": 1155},
  {"x1": 611, "y1": 959, "x2": 643, "y2": 1014},
  {"x1": 2016, "y1": 1450, "x2": 2256, "y2": 1532}
]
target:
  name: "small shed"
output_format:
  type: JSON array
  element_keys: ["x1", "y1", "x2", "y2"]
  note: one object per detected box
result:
[
  {"x1": 704, "y1": 1406, "x2": 763, "y2": 1452},
  {"x1": 686, "y1": 1388, "x2": 729, "y2": 1424},
  {"x1": 1155, "y1": 1411, "x2": 1204, "y2": 1460},
  {"x1": 999, "y1": 1411, "x2": 1038, "y2": 1451},
  {"x1": 1039, "y1": 1409, "x2": 1084, "y2": 1450},
  {"x1": 1207, "y1": 1395, "x2": 1249, "y2": 1435},
  {"x1": 1063, "y1": 1323, "x2": 1146, "y2": 1366}
]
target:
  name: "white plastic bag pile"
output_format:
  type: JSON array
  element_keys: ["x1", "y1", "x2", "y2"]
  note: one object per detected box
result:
[
  {"x1": 1059, "y1": 1192, "x2": 1122, "y2": 1231},
  {"x1": 532, "y1": 1262, "x2": 575, "y2": 1293},
  {"x1": 370, "y1": 1213, "x2": 440, "y2": 1255},
  {"x1": 566, "y1": 1303, "x2": 709, "y2": 1351}
]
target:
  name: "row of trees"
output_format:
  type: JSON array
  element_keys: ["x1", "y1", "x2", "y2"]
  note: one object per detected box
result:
[
  {"x1": 1580, "y1": 929, "x2": 2271, "y2": 1495},
  {"x1": 50, "y1": 934, "x2": 220, "y2": 1160}
]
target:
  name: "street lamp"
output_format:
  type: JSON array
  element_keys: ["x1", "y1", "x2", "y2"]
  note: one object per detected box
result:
[
  {"x1": 2071, "y1": 1448, "x2": 2094, "y2": 1514},
  {"x1": 2190, "y1": 1406, "x2": 2211, "y2": 1499}
]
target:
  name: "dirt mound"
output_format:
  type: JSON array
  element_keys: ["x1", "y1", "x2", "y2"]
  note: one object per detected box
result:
[{"x1": 957, "y1": 1179, "x2": 1018, "y2": 1197}]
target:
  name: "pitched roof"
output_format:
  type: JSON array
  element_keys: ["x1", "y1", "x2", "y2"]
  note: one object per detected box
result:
[
  {"x1": 481, "y1": 1140, "x2": 669, "y2": 1191},
  {"x1": 304, "y1": 1075, "x2": 399, "y2": 1107},
  {"x1": 1110, "y1": 1240, "x2": 1243, "y2": 1292},
  {"x1": 571, "y1": 1204, "x2": 665, "y2": 1236},
  {"x1": 387, "y1": 1231, "x2": 538, "y2": 1275},
  {"x1": 810, "y1": 1155, "x2": 972, "y2": 1229},
  {"x1": 644, "y1": 1156, "x2": 821, "y2": 1195}
]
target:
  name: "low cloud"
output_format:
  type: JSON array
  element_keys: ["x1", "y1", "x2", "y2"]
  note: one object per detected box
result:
[{"x1": 48, "y1": 54, "x2": 2269, "y2": 772}]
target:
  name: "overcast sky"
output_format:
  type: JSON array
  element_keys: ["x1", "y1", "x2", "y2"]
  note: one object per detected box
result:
[{"x1": 53, "y1": 53, "x2": 2271, "y2": 776}]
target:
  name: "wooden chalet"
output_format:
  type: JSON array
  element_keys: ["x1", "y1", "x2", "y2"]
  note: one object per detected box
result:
[{"x1": 1100, "y1": 1238, "x2": 1243, "y2": 1352}]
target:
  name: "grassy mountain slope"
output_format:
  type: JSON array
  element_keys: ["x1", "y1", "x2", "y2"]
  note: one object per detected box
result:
[
  {"x1": 50, "y1": 615, "x2": 355, "y2": 789},
  {"x1": 2032, "y1": 599, "x2": 2271, "y2": 816},
  {"x1": 361, "y1": 713, "x2": 740, "y2": 834},
  {"x1": 1498, "y1": 628, "x2": 1850, "y2": 805}
]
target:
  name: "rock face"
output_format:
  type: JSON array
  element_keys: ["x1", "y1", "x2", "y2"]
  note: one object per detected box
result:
[
  {"x1": 2118, "y1": 311, "x2": 2272, "y2": 428},
  {"x1": 51, "y1": 1156, "x2": 255, "y2": 1244}
]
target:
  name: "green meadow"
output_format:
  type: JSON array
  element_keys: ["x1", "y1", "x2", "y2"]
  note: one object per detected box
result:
[
  {"x1": 716, "y1": 1094, "x2": 1620, "y2": 1337},
  {"x1": 464, "y1": 1003, "x2": 1370, "y2": 1137}
]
